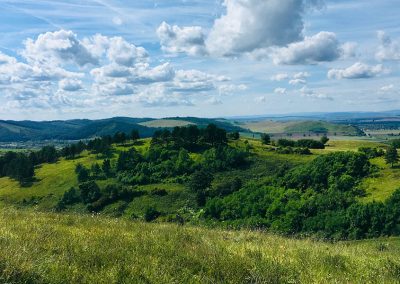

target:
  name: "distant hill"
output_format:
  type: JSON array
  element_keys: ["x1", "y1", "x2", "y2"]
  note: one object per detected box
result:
[
  {"x1": 0, "y1": 117, "x2": 244, "y2": 142},
  {"x1": 238, "y1": 120, "x2": 363, "y2": 136}
]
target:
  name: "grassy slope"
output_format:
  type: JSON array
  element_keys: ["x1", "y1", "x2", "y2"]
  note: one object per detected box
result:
[
  {"x1": 0, "y1": 151, "x2": 100, "y2": 209},
  {"x1": 1, "y1": 208, "x2": 400, "y2": 284},
  {"x1": 139, "y1": 119, "x2": 195, "y2": 128},
  {"x1": 241, "y1": 120, "x2": 359, "y2": 135}
]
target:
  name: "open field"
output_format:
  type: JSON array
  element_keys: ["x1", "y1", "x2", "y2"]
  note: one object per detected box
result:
[
  {"x1": 238, "y1": 120, "x2": 361, "y2": 136},
  {"x1": 139, "y1": 119, "x2": 195, "y2": 128},
  {"x1": 1, "y1": 207, "x2": 400, "y2": 283}
]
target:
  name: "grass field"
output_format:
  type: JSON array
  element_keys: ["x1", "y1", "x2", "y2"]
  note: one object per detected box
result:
[
  {"x1": 1, "y1": 207, "x2": 400, "y2": 283},
  {"x1": 239, "y1": 120, "x2": 360, "y2": 136},
  {"x1": 139, "y1": 119, "x2": 194, "y2": 128}
]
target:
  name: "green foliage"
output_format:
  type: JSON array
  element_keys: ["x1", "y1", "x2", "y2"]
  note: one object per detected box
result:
[
  {"x1": 261, "y1": 133, "x2": 271, "y2": 145},
  {"x1": 79, "y1": 181, "x2": 101, "y2": 205},
  {"x1": 228, "y1": 131, "x2": 240, "y2": 140},
  {"x1": 385, "y1": 146, "x2": 399, "y2": 167},
  {"x1": 359, "y1": 147, "x2": 385, "y2": 159},
  {"x1": 188, "y1": 170, "x2": 213, "y2": 206},
  {"x1": 144, "y1": 206, "x2": 161, "y2": 222},
  {"x1": 321, "y1": 135, "x2": 329, "y2": 145}
]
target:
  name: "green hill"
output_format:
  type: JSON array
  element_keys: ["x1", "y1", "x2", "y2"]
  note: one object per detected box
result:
[
  {"x1": 1, "y1": 207, "x2": 400, "y2": 283},
  {"x1": 240, "y1": 120, "x2": 362, "y2": 136},
  {"x1": 0, "y1": 117, "x2": 244, "y2": 142}
]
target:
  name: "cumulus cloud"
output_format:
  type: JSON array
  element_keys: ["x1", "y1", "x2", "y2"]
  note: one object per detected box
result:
[
  {"x1": 289, "y1": 79, "x2": 307, "y2": 85},
  {"x1": 59, "y1": 78, "x2": 83, "y2": 92},
  {"x1": 293, "y1": 72, "x2": 310, "y2": 79},
  {"x1": 158, "y1": 0, "x2": 324, "y2": 57},
  {"x1": 274, "y1": 87, "x2": 287, "y2": 95},
  {"x1": 2, "y1": 30, "x2": 236, "y2": 111},
  {"x1": 218, "y1": 84, "x2": 247, "y2": 95},
  {"x1": 83, "y1": 34, "x2": 148, "y2": 66},
  {"x1": 21, "y1": 30, "x2": 98, "y2": 66},
  {"x1": 270, "y1": 73, "x2": 289, "y2": 81},
  {"x1": 328, "y1": 62, "x2": 386, "y2": 79},
  {"x1": 157, "y1": 22, "x2": 207, "y2": 56},
  {"x1": 254, "y1": 96, "x2": 267, "y2": 103},
  {"x1": 271, "y1": 32, "x2": 342, "y2": 65},
  {"x1": 300, "y1": 86, "x2": 333, "y2": 100},
  {"x1": 380, "y1": 84, "x2": 394, "y2": 92},
  {"x1": 376, "y1": 31, "x2": 400, "y2": 61},
  {"x1": 135, "y1": 84, "x2": 193, "y2": 107}
]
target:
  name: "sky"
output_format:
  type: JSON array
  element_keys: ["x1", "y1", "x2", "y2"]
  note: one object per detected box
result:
[{"x1": 0, "y1": 0, "x2": 400, "y2": 120}]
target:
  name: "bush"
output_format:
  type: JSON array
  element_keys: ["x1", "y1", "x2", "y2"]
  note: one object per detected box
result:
[{"x1": 144, "y1": 207, "x2": 161, "y2": 222}]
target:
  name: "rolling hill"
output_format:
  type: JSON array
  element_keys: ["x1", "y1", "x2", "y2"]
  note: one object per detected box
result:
[
  {"x1": 0, "y1": 117, "x2": 244, "y2": 142},
  {"x1": 239, "y1": 120, "x2": 363, "y2": 136}
]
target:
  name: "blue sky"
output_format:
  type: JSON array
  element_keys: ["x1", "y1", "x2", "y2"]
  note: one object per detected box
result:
[{"x1": 0, "y1": 0, "x2": 399, "y2": 120}]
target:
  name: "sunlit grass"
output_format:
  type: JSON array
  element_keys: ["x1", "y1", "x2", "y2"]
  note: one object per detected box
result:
[{"x1": 1, "y1": 207, "x2": 400, "y2": 283}]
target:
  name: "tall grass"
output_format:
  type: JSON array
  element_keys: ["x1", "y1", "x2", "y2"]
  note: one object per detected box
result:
[{"x1": 1, "y1": 208, "x2": 400, "y2": 283}]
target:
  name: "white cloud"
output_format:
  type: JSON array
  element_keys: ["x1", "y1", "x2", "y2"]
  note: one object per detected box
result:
[
  {"x1": 135, "y1": 84, "x2": 193, "y2": 107},
  {"x1": 218, "y1": 84, "x2": 247, "y2": 95},
  {"x1": 271, "y1": 32, "x2": 342, "y2": 65},
  {"x1": 328, "y1": 62, "x2": 386, "y2": 79},
  {"x1": 376, "y1": 31, "x2": 400, "y2": 61},
  {"x1": 274, "y1": 87, "x2": 287, "y2": 95},
  {"x1": 158, "y1": 0, "x2": 324, "y2": 57},
  {"x1": 205, "y1": 0, "x2": 322, "y2": 57},
  {"x1": 157, "y1": 22, "x2": 207, "y2": 56},
  {"x1": 289, "y1": 79, "x2": 307, "y2": 85},
  {"x1": 83, "y1": 34, "x2": 148, "y2": 65},
  {"x1": 270, "y1": 73, "x2": 289, "y2": 81},
  {"x1": 381, "y1": 84, "x2": 394, "y2": 92},
  {"x1": 59, "y1": 78, "x2": 83, "y2": 92},
  {"x1": 300, "y1": 86, "x2": 333, "y2": 100},
  {"x1": 293, "y1": 72, "x2": 310, "y2": 79},
  {"x1": 21, "y1": 30, "x2": 98, "y2": 67},
  {"x1": 254, "y1": 96, "x2": 267, "y2": 103},
  {"x1": 341, "y1": 42, "x2": 358, "y2": 58},
  {"x1": 206, "y1": 96, "x2": 223, "y2": 105}
]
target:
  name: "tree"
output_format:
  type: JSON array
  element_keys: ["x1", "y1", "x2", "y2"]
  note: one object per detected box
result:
[
  {"x1": 76, "y1": 164, "x2": 90, "y2": 183},
  {"x1": 321, "y1": 136, "x2": 330, "y2": 145},
  {"x1": 144, "y1": 207, "x2": 161, "y2": 222},
  {"x1": 228, "y1": 131, "x2": 240, "y2": 140},
  {"x1": 261, "y1": 134, "x2": 271, "y2": 145},
  {"x1": 131, "y1": 129, "x2": 140, "y2": 141},
  {"x1": 113, "y1": 132, "x2": 127, "y2": 144},
  {"x1": 385, "y1": 146, "x2": 399, "y2": 168},
  {"x1": 102, "y1": 159, "x2": 112, "y2": 177},
  {"x1": 79, "y1": 181, "x2": 101, "y2": 204},
  {"x1": 91, "y1": 163, "x2": 102, "y2": 178},
  {"x1": 188, "y1": 170, "x2": 213, "y2": 206}
]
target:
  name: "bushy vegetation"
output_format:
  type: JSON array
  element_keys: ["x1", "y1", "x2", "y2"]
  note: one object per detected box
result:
[{"x1": 204, "y1": 151, "x2": 400, "y2": 239}]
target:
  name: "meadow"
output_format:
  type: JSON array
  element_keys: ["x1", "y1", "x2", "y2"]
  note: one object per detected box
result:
[{"x1": 1, "y1": 207, "x2": 400, "y2": 284}]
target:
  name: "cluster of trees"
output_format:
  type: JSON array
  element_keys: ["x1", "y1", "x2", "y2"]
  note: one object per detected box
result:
[
  {"x1": 276, "y1": 138, "x2": 327, "y2": 149},
  {"x1": 151, "y1": 124, "x2": 227, "y2": 150},
  {"x1": 202, "y1": 151, "x2": 400, "y2": 239},
  {"x1": 64, "y1": 124, "x2": 248, "y2": 212},
  {"x1": 57, "y1": 182, "x2": 138, "y2": 212},
  {"x1": 0, "y1": 145, "x2": 59, "y2": 184}
]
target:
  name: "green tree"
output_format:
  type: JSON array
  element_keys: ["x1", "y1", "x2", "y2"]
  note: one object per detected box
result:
[
  {"x1": 321, "y1": 136, "x2": 330, "y2": 145},
  {"x1": 188, "y1": 170, "x2": 213, "y2": 206},
  {"x1": 102, "y1": 159, "x2": 112, "y2": 177},
  {"x1": 261, "y1": 134, "x2": 271, "y2": 145},
  {"x1": 385, "y1": 146, "x2": 399, "y2": 168},
  {"x1": 131, "y1": 129, "x2": 140, "y2": 141}
]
